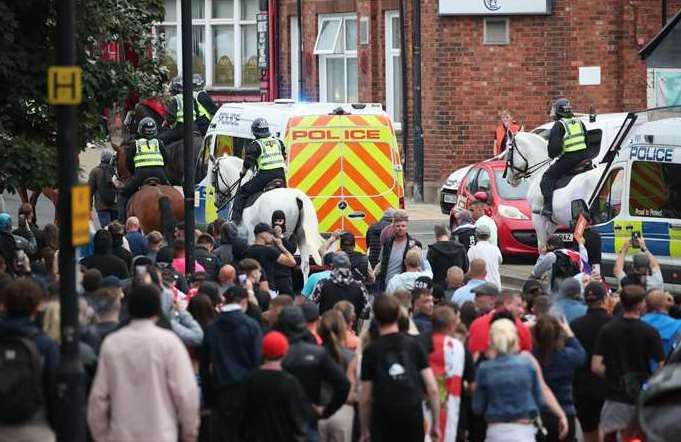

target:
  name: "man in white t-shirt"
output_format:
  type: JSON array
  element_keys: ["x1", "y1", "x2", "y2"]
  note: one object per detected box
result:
[
  {"x1": 613, "y1": 236, "x2": 664, "y2": 291},
  {"x1": 467, "y1": 225, "x2": 502, "y2": 289},
  {"x1": 470, "y1": 199, "x2": 497, "y2": 247}
]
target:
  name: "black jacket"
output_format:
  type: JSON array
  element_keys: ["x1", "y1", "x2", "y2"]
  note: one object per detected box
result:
[
  {"x1": 312, "y1": 268, "x2": 370, "y2": 318},
  {"x1": 195, "y1": 246, "x2": 221, "y2": 281},
  {"x1": 427, "y1": 240, "x2": 469, "y2": 287},
  {"x1": 366, "y1": 218, "x2": 390, "y2": 268},
  {"x1": 80, "y1": 252, "x2": 129, "y2": 279},
  {"x1": 376, "y1": 234, "x2": 422, "y2": 291},
  {"x1": 200, "y1": 309, "x2": 262, "y2": 406},
  {"x1": 452, "y1": 224, "x2": 477, "y2": 251}
]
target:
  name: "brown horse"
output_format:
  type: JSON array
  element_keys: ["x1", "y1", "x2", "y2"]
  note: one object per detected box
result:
[{"x1": 127, "y1": 182, "x2": 184, "y2": 237}]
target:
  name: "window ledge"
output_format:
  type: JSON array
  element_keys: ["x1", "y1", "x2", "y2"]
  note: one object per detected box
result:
[{"x1": 206, "y1": 87, "x2": 261, "y2": 92}]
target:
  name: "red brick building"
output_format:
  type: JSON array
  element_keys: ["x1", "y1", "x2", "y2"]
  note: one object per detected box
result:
[{"x1": 274, "y1": 0, "x2": 681, "y2": 201}]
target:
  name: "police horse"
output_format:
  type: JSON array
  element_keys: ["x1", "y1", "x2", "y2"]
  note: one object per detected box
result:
[
  {"x1": 211, "y1": 155, "x2": 324, "y2": 280},
  {"x1": 504, "y1": 132, "x2": 605, "y2": 250}
]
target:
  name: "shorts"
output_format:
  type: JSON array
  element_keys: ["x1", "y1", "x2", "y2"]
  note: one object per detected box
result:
[
  {"x1": 574, "y1": 393, "x2": 605, "y2": 433},
  {"x1": 599, "y1": 400, "x2": 637, "y2": 436}
]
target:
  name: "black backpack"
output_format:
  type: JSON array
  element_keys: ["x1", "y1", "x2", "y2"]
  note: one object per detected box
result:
[
  {"x1": 0, "y1": 329, "x2": 42, "y2": 424},
  {"x1": 98, "y1": 163, "x2": 118, "y2": 206},
  {"x1": 552, "y1": 250, "x2": 580, "y2": 282},
  {"x1": 373, "y1": 345, "x2": 422, "y2": 412}
]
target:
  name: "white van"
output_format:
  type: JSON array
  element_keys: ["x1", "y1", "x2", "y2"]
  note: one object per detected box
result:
[{"x1": 589, "y1": 116, "x2": 681, "y2": 293}]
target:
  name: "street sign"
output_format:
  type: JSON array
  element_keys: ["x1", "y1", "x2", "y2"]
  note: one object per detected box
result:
[
  {"x1": 71, "y1": 185, "x2": 91, "y2": 246},
  {"x1": 257, "y1": 13, "x2": 269, "y2": 69},
  {"x1": 47, "y1": 66, "x2": 82, "y2": 105}
]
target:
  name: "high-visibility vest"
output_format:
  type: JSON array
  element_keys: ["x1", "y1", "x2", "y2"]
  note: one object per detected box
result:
[
  {"x1": 559, "y1": 118, "x2": 587, "y2": 153},
  {"x1": 134, "y1": 138, "x2": 164, "y2": 168},
  {"x1": 255, "y1": 137, "x2": 286, "y2": 171},
  {"x1": 174, "y1": 92, "x2": 211, "y2": 124}
]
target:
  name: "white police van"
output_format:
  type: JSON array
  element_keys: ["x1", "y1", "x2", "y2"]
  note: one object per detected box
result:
[{"x1": 589, "y1": 114, "x2": 681, "y2": 293}]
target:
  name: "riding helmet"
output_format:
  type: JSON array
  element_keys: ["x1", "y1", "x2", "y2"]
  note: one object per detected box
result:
[
  {"x1": 251, "y1": 118, "x2": 271, "y2": 138},
  {"x1": 169, "y1": 76, "x2": 183, "y2": 95},
  {"x1": 551, "y1": 98, "x2": 573, "y2": 119},
  {"x1": 192, "y1": 74, "x2": 205, "y2": 90},
  {"x1": 138, "y1": 117, "x2": 158, "y2": 138}
]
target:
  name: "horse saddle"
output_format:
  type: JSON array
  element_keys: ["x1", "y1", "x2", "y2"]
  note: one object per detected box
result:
[
  {"x1": 554, "y1": 159, "x2": 594, "y2": 190},
  {"x1": 244, "y1": 179, "x2": 286, "y2": 209}
]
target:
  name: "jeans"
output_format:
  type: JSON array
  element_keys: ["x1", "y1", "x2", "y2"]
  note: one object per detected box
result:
[{"x1": 96, "y1": 209, "x2": 118, "y2": 228}]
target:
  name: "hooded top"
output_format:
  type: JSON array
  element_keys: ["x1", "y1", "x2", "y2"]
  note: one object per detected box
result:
[
  {"x1": 311, "y1": 268, "x2": 370, "y2": 318},
  {"x1": 427, "y1": 239, "x2": 469, "y2": 287}
]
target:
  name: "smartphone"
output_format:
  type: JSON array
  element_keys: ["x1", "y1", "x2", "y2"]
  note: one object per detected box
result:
[{"x1": 631, "y1": 231, "x2": 640, "y2": 248}]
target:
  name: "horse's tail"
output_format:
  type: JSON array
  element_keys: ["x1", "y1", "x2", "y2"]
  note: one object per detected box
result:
[
  {"x1": 159, "y1": 195, "x2": 175, "y2": 240},
  {"x1": 295, "y1": 194, "x2": 323, "y2": 267}
]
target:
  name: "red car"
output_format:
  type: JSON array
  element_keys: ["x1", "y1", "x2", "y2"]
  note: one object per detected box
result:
[{"x1": 449, "y1": 160, "x2": 571, "y2": 256}]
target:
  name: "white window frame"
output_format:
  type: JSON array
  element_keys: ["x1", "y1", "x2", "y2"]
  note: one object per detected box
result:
[
  {"x1": 317, "y1": 13, "x2": 358, "y2": 103},
  {"x1": 483, "y1": 17, "x2": 510, "y2": 45},
  {"x1": 156, "y1": 0, "x2": 259, "y2": 90},
  {"x1": 385, "y1": 10, "x2": 402, "y2": 130},
  {"x1": 290, "y1": 16, "x2": 300, "y2": 101}
]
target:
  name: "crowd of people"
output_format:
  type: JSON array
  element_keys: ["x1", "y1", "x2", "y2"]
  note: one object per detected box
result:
[{"x1": 0, "y1": 199, "x2": 679, "y2": 442}]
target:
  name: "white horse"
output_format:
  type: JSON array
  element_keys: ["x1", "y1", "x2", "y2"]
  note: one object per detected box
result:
[
  {"x1": 505, "y1": 132, "x2": 605, "y2": 250},
  {"x1": 211, "y1": 155, "x2": 323, "y2": 280}
]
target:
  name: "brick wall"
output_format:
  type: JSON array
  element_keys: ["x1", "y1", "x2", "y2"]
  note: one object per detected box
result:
[{"x1": 274, "y1": 0, "x2": 679, "y2": 201}]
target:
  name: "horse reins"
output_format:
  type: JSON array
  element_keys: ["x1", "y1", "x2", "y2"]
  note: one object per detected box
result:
[
  {"x1": 212, "y1": 157, "x2": 246, "y2": 211},
  {"x1": 504, "y1": 135, "x2": 552, "y2": 180}
]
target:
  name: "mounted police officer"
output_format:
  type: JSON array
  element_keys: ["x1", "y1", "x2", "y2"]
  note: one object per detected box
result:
[
  {"x1": 230, "y1": 118, "x2": 287, "y2": 224},
  {"x1": 539, "y1": 98, "x2": 589, "y2": 218},
  {"x1": 118, "y1": 117, "x2": 171, "y2": 221},
  {"x1": 160, "y1": 74, "x2": 217, "y2": 144}
]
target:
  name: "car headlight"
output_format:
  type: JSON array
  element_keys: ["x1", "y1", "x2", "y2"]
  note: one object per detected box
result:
[{"x1": 498, "y1": 204, "x2": 529, "y2": 220}]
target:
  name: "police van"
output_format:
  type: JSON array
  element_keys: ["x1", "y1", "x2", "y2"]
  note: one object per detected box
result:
[
  {"x1": 193, "y1": 100, "x2": 405, "y2": 249},
  {"x1": 589, "y1": 115, "x2": 681, "y2": 293}
]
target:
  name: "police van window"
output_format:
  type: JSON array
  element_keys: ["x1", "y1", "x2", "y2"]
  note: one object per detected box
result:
[
  {"x1": 591, "y1": 168, "x2": 624, "y2": 224},
  {"x1": 465, "y1": 168, "x2": 479, "y2": 193},
  {"x1": 629, "y1": 161, "x2": 681, "y2": 219},
  {"x1": 195, "y1": 135, "x2": 213, "y2": 184},
  {"x1": 215, "y1": 135, "x2": 234, "y2": 157}
]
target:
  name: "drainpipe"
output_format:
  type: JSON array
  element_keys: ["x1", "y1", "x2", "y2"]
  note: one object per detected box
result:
[
  {"x1": 399, "y1": 0, "x2": 409, "y2": 179},
  {"x1": 297, "y1": 0, "x2": 304, "y2": 100}
]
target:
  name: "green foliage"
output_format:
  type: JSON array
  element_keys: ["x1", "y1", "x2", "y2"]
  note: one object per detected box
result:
[{"x1": 0, "y1": 0, "x2": 166, "y2": 191}]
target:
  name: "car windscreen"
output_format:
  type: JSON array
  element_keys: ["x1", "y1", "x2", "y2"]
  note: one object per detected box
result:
[
  {"x1": 494, "y1": 171, "x2": 530, "y2": 200},
  {"x1": 629, "y1": 161, "x2": 681, "y2": 219}
]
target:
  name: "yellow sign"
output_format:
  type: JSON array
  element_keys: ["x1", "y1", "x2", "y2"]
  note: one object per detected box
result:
[
  {"x1": 72, "y1": 185, "x2": 91, "y2": 246},
  {"x1": 47, "y1": 66, "x2": 82, "y2": 105}
]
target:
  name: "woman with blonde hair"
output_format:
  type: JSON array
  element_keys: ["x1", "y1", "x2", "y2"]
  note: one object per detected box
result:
[{"x1": 472, "y1": 318, "x2": 543, "y2": 441}]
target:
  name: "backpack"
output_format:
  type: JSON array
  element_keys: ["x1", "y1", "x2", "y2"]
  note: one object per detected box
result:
[
  {"x1": 98, "y1": 163, "x2": 118, "y2": 206},
  {"x1": 552, "y1": 249, "x2": 580, "y2": 282},
  {"x1": 373, "y1": 345, "x2": 422, "y2": 411},
  {"x1": 0, "y1": 329, "x2": 42, "y2": 424}
]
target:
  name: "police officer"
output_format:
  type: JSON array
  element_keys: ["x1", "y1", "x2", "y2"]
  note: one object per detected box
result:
[
  {"x1": 230, "y1": 118, "x2": 287, "y2": 224},
  {"x1": 118, "y1": 117, "x2": 171, "y2": 221},
  {"x1": 161, "y1": 75, "x2": 217, "y2": 144},
  {"x1": 539, "y1": 98, "x2": 589, "y2": 218}
]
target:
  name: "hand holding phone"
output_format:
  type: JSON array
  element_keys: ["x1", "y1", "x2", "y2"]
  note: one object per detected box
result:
[{"x1": 631, "y1": 231, "x2": 640, "y2": 249}]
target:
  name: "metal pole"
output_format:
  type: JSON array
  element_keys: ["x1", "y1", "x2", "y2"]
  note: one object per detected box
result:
[
  {"x1": 55, "y1": 0, "x2": 85, "y2": 440},
  {"x1": 412, "y1": 0, "x2": 424, "y2": 201},
  {"x1": 297, "y1": 0, "x2": 304, "y2": 101},
  {"x1": 181, "y1": 0, "x2": 195, "y2": 277},
  {"x1": 398, "y1": 0, "x2": 409, "y2": 178}
]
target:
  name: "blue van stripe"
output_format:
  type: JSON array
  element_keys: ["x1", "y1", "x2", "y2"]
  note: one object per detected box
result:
[{"x1": 642, "y1": 221, "x2": 668, "y2": 236}]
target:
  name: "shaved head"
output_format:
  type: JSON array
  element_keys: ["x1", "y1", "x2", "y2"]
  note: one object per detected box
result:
[{"x1": 218, "y1": 265, "x2": 236, "y2": 285}]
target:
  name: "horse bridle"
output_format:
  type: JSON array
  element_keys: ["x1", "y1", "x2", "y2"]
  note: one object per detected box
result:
[
  {"x1": 211, "y1": 156, "x2": 245, "y2": 211},
  {"x1": 503, "y1": 134, "x2": 552, "y2": 180}
]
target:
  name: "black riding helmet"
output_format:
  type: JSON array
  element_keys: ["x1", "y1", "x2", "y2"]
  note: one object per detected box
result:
[
  {"x1": 251, "y1": 118, "x2": 271, "y2": 138},
  {"x1": 169, "y1": 76, "x2": 183, "y2": 95},
  {"x1": 551, "y1": 98, "x2": 573, "y2": 120},
  {"x1": 137, "y1": 117, "x2": 158, "y2": 138}
]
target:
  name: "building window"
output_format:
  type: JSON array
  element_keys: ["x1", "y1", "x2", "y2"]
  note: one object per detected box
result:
[
  {"x1": 385, "y1": 11, "x2": 402, "y2": 128},
  {"x1": 315, "y1": 14, "x2": 358, "y2": 103},
  {"x1": 483, "y1": 17, "x2": 509, "y2": 45},
  {"x1": 156, "y1": 0, "x2": 259, "y2": 89}
]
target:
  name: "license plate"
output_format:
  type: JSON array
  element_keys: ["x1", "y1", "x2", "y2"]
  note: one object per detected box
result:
[
  {"x1": 443, "y1": 194, "x2": 456, "y2": 203},
  {"x1": 558, "y1": 233, "x2": 574, "y2": 242}
]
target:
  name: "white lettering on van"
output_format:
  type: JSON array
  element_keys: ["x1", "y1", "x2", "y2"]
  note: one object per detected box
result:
[{"x1": 629, "y1": 146, "x2": 673, "y2": 162}]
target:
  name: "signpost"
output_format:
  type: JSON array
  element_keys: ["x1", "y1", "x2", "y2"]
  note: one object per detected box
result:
[
  {"x1": 52, "y1": 1, "x2": 86, "y2": 440},
  {"x1": 181, "y1": 0, "x2": 196, "y2": 278}
]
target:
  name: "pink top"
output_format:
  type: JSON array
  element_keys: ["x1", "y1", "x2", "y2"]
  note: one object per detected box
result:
[
  {"x1": 87, "y1": 319, "x2": 200, "y2": 442},
  {"x1": 172, "y1": 257, "x2": 206, "y2": 275}
]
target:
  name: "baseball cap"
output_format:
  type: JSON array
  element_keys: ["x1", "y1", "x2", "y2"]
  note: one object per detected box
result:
[
  {"x1": 476, "y1": 224, "x2": 491, "y2": 237},
  {"x1": 253, "y1": 222, "x2": 274, "y2": 236},
  {"x1": 262, "y1": 331, "x2": 290, "y2": 360},
  {"x1": 414, "y1": 276, "x2": 433, "y2": 291},
  {"x1": 472, "y1": 282, "x2": 500, "y2": 297},
  {"x1": 100, "y1": 275, "x2": 122, "y2": 289},
  {"x1": 584, "y1": 281, "x2": 606, "y2": 303},
  {"x1": 339, "y1": 232, "x2": 355, "y2": 248},
  {"x1": 559, "y1": 277, "x2": 581, "y2": 299},
  {"x1": 332, "y1": 251, "x2": 351, "y2": 269}
]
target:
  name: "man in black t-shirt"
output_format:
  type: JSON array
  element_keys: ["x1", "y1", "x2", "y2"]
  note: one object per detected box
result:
[
  {"x1": 570, "y1": 282, "x2": 612, "y2": 442},
  {"x1": 359, "y1": 295, "x2": 440, "y2": 442},
  {"x1": 245, "y1": 223, "x2": 296, "y2": 292},
  {"x1": 592, "y1": 285, "x2": 665, "y2": 439}
]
